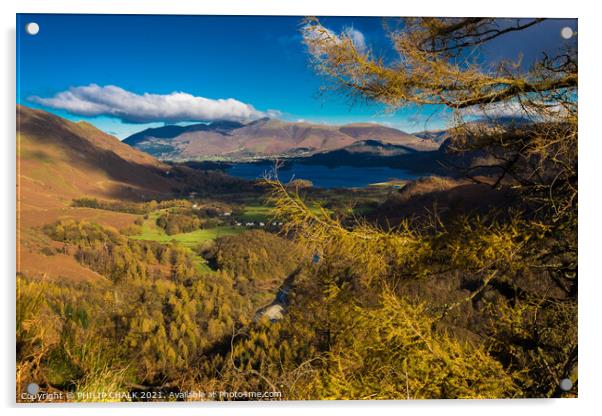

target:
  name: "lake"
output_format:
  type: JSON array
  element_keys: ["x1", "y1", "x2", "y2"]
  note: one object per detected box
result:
[{"x1": 225, "y1": 162, "x2": 420, "y2": 188}]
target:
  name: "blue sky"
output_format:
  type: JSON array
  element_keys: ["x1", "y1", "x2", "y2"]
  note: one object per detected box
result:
[{"x1": 17, "y1": 14, "x2": 577, "y2": 139}]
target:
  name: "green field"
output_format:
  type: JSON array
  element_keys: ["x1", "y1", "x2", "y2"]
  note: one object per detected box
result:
[
  {"x1": 239, "y1": 205, "x2": 274, "y2": 222},
  {"x1": 130, "y1": 211, "x2": 240, "y2": 246},
  {"x1": 129, "y1": 210, "x2": 244, "y2": 274},
  {"x1": 132, "y1": 223, "x2": 241, "y2": 247}
]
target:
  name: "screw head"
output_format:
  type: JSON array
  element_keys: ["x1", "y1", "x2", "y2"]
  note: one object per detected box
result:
[
  {"x1": 26, "y1": 383, "x2": 40, "y2": 395},
  {"x1": 559, "y1": 378, "x2": 573, "y2": 391},
  {"x1": 560, "y1": 27, "x2": 573, "y2": 40},
  {"x1": 25, "y1": 22, "x2": 40, "y2": 35}
]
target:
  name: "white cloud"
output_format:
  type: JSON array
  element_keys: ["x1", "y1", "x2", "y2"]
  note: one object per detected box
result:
[
  {"x1": 462, "y1": 101, "x2": 528, "y2": 119},
  {"x1": 29, "y1": 84, "x2": 279, "y2": 123},
  {"x1": 344, "y1": 27, "x2": 367, "y2": 53},
  {"x1": 461, "y1": 99, "x2": 568, "y2": 121},
  {"x1": 302, "y1": 22, "x2": 367, "y2": 56}
]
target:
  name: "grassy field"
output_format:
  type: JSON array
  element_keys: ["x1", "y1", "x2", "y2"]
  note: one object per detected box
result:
[
  {"x1": 129, "y1": 210, "x2": 244, "y2": 274},
  {"x1": 240, "y1": 202, "x2": 329, "y2": 222},
  {"x1": 130, "y1": 211, "x2": 241, "y2": 247},
  {"x1": 132, "y1": 224, "x2": 241, "y2": 247},
  {"x1": 239, "y1": 205, "x2": 274, "y2": 222},
  {"x1": 191, "y1": 255, "x2": 214, "y2": 274}
]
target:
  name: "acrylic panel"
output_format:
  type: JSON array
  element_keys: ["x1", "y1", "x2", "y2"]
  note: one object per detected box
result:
[{"x1": 16, "y1": 14, "x2": 578, "y2": 402}]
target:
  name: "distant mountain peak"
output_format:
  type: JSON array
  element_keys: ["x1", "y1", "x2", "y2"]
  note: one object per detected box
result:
[
  {"x1": 208, "y1": 119, "x2": 245, "y2": 130},
  {"x1": 246, "y1": 117, "x2": 271, "y2": 126},
  {"x1": 123, "y1": 117, "x2": 440, "y2": 160}
]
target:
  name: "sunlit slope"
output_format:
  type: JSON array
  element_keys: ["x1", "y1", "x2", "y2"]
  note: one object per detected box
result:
[
  {"x1": 124, "y1": 117, "x2": 440, "y2": 160},
  {"x1": 17, "y1": 105, "x2": 178, "y2": 208},
  {"x1": 17, "y1": 105, "x2": 181, "y2": 281}
]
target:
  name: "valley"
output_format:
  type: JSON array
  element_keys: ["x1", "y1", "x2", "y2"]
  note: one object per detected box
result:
[{"x1": 17, "y1": 99, "x2": 576, "y2": 401}]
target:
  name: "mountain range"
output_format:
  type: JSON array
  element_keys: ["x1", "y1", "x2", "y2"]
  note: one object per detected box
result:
[{"x1": 123, "y1": 117, "x2": 440, "y2": 161}]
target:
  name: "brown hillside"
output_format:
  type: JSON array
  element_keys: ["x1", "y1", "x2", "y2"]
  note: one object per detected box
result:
[
  {"x1": 17, "y1": 105, "x2": 178, "y2": 204},
  {"x1": 17, "y1": 105, "x2": 181, "y2": 282},
  {"x1": 174, "y1": 118, "x2": 356, "y2": 159},
  {"x1": 339, "y1": 123, "x2": 438, "y2": 151},
  {"x1": 125, "y1": 117, "x2": 439, "y2": 160}
]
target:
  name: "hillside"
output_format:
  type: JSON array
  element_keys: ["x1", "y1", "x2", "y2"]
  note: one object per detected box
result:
[
  {"x1": 16, "y1": 105, "x2": 274, "y2": 284},
  {"x1": 124, "y1": 117, "x2": 439, "y2": 160},
  {"x1": 18, "y1": 105, "x2": 178, "y2": 205},
  {"x1": 17, "y1": 105, "x2": 185, "y2": 281},
  {"x1": 285, "y1": 139, "x2": 451, "y2": 175}
]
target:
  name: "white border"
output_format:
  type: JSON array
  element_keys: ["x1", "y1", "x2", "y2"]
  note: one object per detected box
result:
[
  {"x1": 2, "y1": 1, "x2": 600, "y2": 415},
  {"x1": 7, "y1": 0, "x2": 582, "y2": 17}
]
